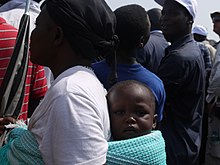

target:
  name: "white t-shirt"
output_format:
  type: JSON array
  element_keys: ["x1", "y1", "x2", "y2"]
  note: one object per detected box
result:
[{"x1": 28, "y1": 66, "x2": 110, "y2": 165}]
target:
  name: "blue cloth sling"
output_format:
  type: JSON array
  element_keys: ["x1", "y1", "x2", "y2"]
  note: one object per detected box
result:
[
  {"x1": 0, "y1": 128, "x2": 166, "y2": 165},
  {"x1": 107, "y1": 130, "x2": 166, "y2": 165},
  {"x1": 0, "y1": 127, "x2": 43, "y2": 165}
]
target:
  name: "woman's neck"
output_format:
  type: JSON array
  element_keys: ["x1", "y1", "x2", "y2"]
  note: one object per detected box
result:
[{"x1": 51, "y1": 56, "x2": 91, "y2": 79}]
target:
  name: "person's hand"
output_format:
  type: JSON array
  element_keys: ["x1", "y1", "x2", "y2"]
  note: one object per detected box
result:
[{"x1": 0, "y1": 117, "x2": 16, "y2": 135}]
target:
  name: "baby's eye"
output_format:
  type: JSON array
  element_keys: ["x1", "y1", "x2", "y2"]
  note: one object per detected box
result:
[
  {"x1": 136, "y1": 110, "x2": 147, "y2": 117},
  {"x1": 114, "y1": 110, "x2": 125, "y2": 116}
]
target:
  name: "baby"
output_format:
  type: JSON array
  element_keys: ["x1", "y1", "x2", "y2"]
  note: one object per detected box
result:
[
  {"x1": 107, "y1": 80, "x2": 157, "y2": 140},
  {"x1": 106, "y1": 80, "x2": 166, "y2": 164}
]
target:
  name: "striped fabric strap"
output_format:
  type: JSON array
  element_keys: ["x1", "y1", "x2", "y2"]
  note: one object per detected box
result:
[{"x1": 0, "y1": 14, "x2": 30, "y2": 118}]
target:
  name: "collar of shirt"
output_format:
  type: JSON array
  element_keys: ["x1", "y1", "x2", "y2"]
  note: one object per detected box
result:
[
  {"x1": 150, "y1": 30, "x2": 163, "y2": 34},
  {"x1": 165, "y1": 33, "x2": 194, "y2": 55}
]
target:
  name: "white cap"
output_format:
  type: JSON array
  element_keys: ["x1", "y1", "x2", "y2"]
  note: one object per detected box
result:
[
  {"x1": 192, "y1": 25, "x2": 208, "y2": 36},
  {"x1": 154, "y1": 0, "x2": 198, "y2": 20}
]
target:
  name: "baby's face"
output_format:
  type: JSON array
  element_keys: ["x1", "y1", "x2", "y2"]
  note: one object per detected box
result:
[{"x1": 108, "y1": 86, "x2": 156, "y2": 140}]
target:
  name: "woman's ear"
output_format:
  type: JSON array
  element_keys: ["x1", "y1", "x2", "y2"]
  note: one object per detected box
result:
[
  {"x1": 53, "y1": 26, "x2": 64, "y2": 46},
  {"x1": 152, "y1": 114, "x2": 157, "y2": 129}
]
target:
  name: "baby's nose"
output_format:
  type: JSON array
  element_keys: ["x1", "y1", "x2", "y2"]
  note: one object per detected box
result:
[{"x1": 125, "y1": 116, "x2": 136, "y2": 124}]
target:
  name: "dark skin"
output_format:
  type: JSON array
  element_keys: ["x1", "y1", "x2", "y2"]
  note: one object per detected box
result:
[
  {"x1": 116, "y1": 49, "x2": 139, "y2": 65},
  {"x1": 0, "y1": 117, "x2": 15, "y2": 134},
  {"x1": 0, "y1": 76, "x2": 42, "y2": 133},
  {"x1": 116, "y1": 36, "x2": 148, "y2": 65},
  {"x1": 193, "y1": 33, "x2": 207, "y2": 42},
  {"x1": 30, "y1": 7, "x2": 91, "y2": 79},
  {"x1": 30, "y1": 6, "x2": 111, "y2": 164},
  {"x1": 114, "y1": 8, "x2": 150, "y2": 66},
  {"x1": 0, "y1": 76, "x2": 41, "y2": 133},
  {"x1": 0, "y1": 6, "x2": 91, "y2": 135},
  {"x1": 147, "y1": 8, "x2": 162, "y2": 31},
  {"x1": 107, "y1": 82, "x2": 157, "y2": 140},
  {"x1": 212, "y1": 17, "x2": 220, "y2": 37},
  {"x1": 160, "y1": 0, "x2": 193, "y2": 43}
]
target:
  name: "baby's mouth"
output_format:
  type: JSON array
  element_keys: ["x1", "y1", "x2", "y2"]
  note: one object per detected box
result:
[{"x1": 123, "y1": 126, "x2": 137, "y2": 133}]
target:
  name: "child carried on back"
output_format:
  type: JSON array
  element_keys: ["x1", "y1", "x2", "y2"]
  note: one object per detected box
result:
[
  {"x1": 106, "y1": 80, "x2": 166, "y2": 165},
  {"x1": 0, "y1": 80, "x2": 166, "y2": 165}
]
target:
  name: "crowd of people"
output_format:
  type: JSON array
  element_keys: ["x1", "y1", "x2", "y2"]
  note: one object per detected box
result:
[{"x1": 0, "y1": 0, "x2": 220, "y2": 164}]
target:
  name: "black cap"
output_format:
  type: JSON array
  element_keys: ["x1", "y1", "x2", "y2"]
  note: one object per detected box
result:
[{"x1": 211, "y1": 11, "x2": 220, "y2": 22}]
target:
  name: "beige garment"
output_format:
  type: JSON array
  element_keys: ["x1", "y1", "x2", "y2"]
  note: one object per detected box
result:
[
  {"x1": 203, "y1": 40, "x2": 216, "y2": 64},
  {"x1": 206, "y1": 43, "x2": 220, "y2": 103}
]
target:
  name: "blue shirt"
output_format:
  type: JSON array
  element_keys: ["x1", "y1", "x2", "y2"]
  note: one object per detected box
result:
[
  {"x1": 197, "y1": 42, "x2": 212, "y2": 69},
  {"x1": 92, "y1": 60, "x2": 166, "y2": 122},
  {"x1": 137, "y1": 31, "x2": 169, "y2": 74}
]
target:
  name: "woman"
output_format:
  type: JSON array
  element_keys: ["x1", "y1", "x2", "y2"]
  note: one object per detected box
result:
[{"x1": 0, "y1": 0, "x2": 118, "y2": 164}]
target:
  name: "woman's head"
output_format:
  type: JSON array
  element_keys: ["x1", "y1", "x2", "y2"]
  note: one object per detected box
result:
[
  {"x1": 107, "y1": 80, "x2": 157, "y2": 141},
  {"x1": 30, "y1": 0, "x2": 117, "y2": 67}
]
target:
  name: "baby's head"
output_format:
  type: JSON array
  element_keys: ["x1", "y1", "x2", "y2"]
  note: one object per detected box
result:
[{"x1": 107, "y1": 80, "x2": 157, "y2": 141}]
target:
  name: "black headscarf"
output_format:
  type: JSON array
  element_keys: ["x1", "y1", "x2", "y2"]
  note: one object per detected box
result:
[{"x1": 45, "y1": 0, "x2": 118, "y2": 59}]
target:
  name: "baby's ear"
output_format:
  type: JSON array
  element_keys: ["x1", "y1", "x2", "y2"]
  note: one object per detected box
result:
[{"x1": 152, "y1": 114, "x2": 157, "y2": 129}]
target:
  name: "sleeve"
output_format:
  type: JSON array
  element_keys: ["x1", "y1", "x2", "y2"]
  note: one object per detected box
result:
[
  {"x1": 199, "y1": 44, "x2": 212, "y2": 69},
  {"x1": 157, "y1": 52, "x2": 188, "y2": 100},
  {"x1": 207, "y1": 45, "x2": 220, "y2": 102},
  {"x1": 29, "y1": 62, "x2": 47, "y2": 99},
  {"x1": 40, "y1": 93, "x2": 108, "y2": 165},
  {"x1": 156, "y1": 84, "x2": 166, "y2": 122}
]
